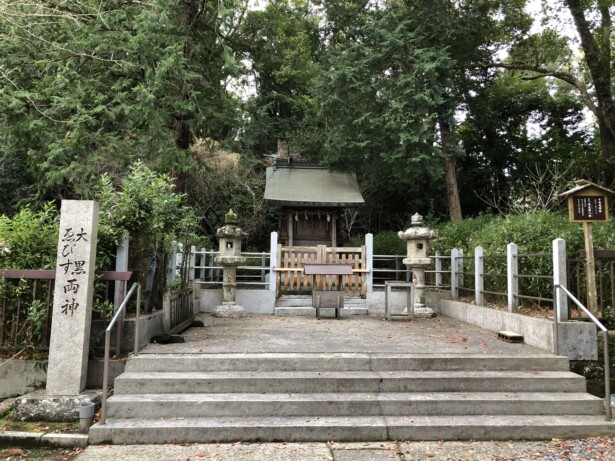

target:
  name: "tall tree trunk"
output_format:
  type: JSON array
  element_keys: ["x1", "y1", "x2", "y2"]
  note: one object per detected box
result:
[
  {"x1": 439, "y1": 117, "x2": 462, "y2": 221},
  {"x1": 597, "y1": 112, "x2": 615, "y2": 164},
  {"x1": 565, "y1": 0, "x2": 615, "y2": 159}
]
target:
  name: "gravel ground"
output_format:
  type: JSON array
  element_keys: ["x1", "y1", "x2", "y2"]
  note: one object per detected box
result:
[{"x1": 396, "y1": 437, "x2": 615, "y2": 460}]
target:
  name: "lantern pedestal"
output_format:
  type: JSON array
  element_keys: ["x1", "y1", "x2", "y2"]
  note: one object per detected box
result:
[{"x1": 212, "y1": 302, "x2": 246, "y2": 318}]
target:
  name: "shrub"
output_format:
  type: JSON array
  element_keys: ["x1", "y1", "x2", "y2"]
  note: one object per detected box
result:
[
  {"x1": 430, "y1": 213, "x2": 493, "y2": 254},
  {"x1": 93, "y1": 162, "x2": 199, "y2": 309},
  {"x1": 0, "y1": 202, "x2": 58, "y2": 269},
  {"x1": 372, "y1": 231, "x2": 406, "y2": 255}
]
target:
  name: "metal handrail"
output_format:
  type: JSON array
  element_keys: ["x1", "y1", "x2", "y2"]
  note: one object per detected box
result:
[
  {"x1": 100, "y1": 282, "x2": 141, "y2": 425},
  {"x1": 554, "y1": 284, "x2": 611, "y2": 421}
]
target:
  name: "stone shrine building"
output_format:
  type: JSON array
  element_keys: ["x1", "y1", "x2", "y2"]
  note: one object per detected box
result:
[{"x1": 264, "y1": 159, "x2": 364, "y2": 247}]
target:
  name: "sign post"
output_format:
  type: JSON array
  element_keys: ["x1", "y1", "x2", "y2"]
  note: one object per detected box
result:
[
  {"x1": 46, "y1": 200, "x2": 99, "y2": 395},
  {"x1": 560, "y1": 180, "x2": 612, "y2": 316}
]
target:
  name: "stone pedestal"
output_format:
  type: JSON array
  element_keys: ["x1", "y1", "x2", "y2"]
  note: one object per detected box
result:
[{"x1": 212, "y1": 264, "x2": 246, "y2": 318}]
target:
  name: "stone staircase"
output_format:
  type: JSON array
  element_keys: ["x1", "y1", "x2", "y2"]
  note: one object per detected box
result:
[
  {"x1": 275, "y1": 295, "x2": 368, "y2": 316},
  {"x1": 88, "y1": 352, "x2": 615, "y2": 444}
]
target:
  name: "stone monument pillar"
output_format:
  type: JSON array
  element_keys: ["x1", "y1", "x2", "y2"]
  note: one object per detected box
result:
[
  {"x1": 47, "y1": 200, "x2": 99, "y2": 395},
  {"x1": 212, "y1": 210, "x2": 247, "y2": 318},
  {"x1": 398, "y1": 213, "x2": 437, "y2": 317}
]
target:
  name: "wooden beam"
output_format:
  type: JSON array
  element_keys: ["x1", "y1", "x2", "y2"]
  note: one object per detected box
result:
[
  {"x1": 331, "y1": 211, "x2": 337, "y2": 247},
  {"x1": 287, "y1": 211, "x2": 294, "y2": 246}
]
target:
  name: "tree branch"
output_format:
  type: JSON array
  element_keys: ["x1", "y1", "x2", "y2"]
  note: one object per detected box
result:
[{"x1": 476, "y1": 62, "x2": 599, "y2": 117}]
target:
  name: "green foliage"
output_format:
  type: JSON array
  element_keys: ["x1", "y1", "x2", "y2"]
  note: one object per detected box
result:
[
  {"x1": 349, "y1": 230, "x2": 406, "y2": 255},
  {"x1": 184, "y1": 155, "x2": 277, "y2": 250},
  {"x1": 430, "y1": 211, "x2": 596, "y2": 257},
  {"x1": 0, "y1": 202, "x2": 59, "y2": 269},
  {"x1": 430, "y1": 214, "x2": 495, "y2": 255},
  {"x1": 0, "y1": 278, "x2": 53, "y2": 355},
  {"x1": 93, "y1": 161, "x2": 198, "y2": 306},
  {"x1": 95, "y1": 162, "x2": 197, "y2": 247},
  {"x1": 372, "y1": 231, "x2": 407, "y2": 256},
  {"x1": 0, "y1": 144, "x2": 36, "y2": 215},
  {"x1": 0, "y1": 0, "x2": 243, "y2": 198},
  {"x1": 238, "y1": 0, "x2": 321, "y2": 157},
  {"x1": 577, "y1": 329, "x2": 615, "y2": 383},
  {"x1": 458, "y1": 74, "x2": 596, "y2": 215}
]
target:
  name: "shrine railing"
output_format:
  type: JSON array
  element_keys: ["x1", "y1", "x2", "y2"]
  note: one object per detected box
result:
[
  {"x1": 0, "y1": 270, "x2": 132, "y2": 352},
  {"x1": 273, "y1": 245, "x2": 367, "y2": 297}
]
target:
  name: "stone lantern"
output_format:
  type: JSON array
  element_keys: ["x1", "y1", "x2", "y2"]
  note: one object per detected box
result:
[
  {"x1": 212, "y1": 209, "x2": 247, "y2": 318},
  {"x1": 398, "y1": 213, "x2": 437, "y2": 315}
]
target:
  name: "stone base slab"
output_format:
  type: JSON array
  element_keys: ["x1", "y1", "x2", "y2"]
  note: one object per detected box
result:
[
  {"x1": 212, "y1": 303, "x2": 246, "y2": 318},
  {"x1": 410, "y1": 307, "x2": 437, "y2": 318},
  {"x1": 13, "y1": 389, "x2": 102, "y2": 422}
]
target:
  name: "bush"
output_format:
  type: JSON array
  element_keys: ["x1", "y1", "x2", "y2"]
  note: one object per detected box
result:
[
  {"x1": 430, "y1": 213, "x2": 493, "y2": 254},
  {"x1": 372, "y1": 231, "x2": 406, "y2": 255},
  {"x1": 93, "y1": 162, "x2": 199, "y2": 309},
  {"x1": 431, "y1": 210, "x2": 615, "y2": 257},
  {"x1": 348, "y1": 230, "x2": 407, "y2": 255},
  {"x1": 0, "y1": 202, "x2": 58, "y2": 269}
]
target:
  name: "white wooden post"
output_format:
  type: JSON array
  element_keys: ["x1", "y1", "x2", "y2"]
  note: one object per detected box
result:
[
  {"x1": 167, "y1": 240, "x2": 177, "y2": 287},
  {"x1": 475, "y1": 246, "x2": 484, "y2": 306},
  {"x1": 189, "y1": 245, "x2": 196, "y2": 282},
  {"x1": 261, "y1": 252, "x2": 266, "y2": 282},
  {"x1": 457, "y1": 249, "x2": 464, "y2": 291},
  {"x1": 199, "y1": 247, "x2": 206, "y2": 280},
  {"x1": 507, "y1": 242, "x2": 518, "y2": 313},
  {"x1": 269, "y1": 232, "x2": 278, "y2": 292},
  {"x1": 114, "y1": 232, "x2": 129, "y2": 309},
  {"x1": 451, "y1": 248, "x2": 459, "y2": 300},
  {"x1": 435, "y1": 251, "x2": 442, "y2": 289},
  {"x1": 208, "y1": 249, "x2": 215, "y2": 281},
  {"x1": 553, "y1": 238, "x2": 569, "y2": 322},
  {"x1": 366, "y1": 233, "x2": 374, "y2": 293}
]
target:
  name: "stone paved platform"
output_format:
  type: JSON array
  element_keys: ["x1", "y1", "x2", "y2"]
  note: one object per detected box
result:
[{"x1": 143, "y1": 314, "x2": 548, "y2": 355}]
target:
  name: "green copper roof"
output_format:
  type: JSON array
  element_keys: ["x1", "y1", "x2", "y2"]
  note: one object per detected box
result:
[{"x1": 264, "y1": 166, "x2": 364, "y2": 207}]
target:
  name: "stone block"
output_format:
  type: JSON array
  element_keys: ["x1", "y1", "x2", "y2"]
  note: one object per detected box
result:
[
  {"x1": 0, "y1": 431, "x2": 41, "y2": 447},
  {"x1": 41, "y1": 433, "x2": 88, "y2": 448},
  {"x1": 558, "y1": 321, "x2": 598, "y2": 361},
  {"x1": 198, "y1": 288, "x2": 275, "y2": 314},
  {"x1": 0, "y1": 360, "x2": 46, "y2": 399},
  {"x1": 13, "y1": 389, "x2": 102, "y2": 422},
  {"x1": 86, "y1": 359, "x2": 126, "y2": 389},
  {"x1": 89, "y1": 311, "x2": 164, "y2": 354}
]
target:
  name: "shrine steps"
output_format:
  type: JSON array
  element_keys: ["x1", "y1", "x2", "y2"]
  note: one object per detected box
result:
[
  {"x1": 88, "y1": 353, "x2": 615, "y2": 444},
  {"x1": 274, "y1": 295, "x2": 368, "y2": 316}
]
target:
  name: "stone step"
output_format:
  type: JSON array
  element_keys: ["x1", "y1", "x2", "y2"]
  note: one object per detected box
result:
[
  {"x1": 89, "y1": 415, "x2": 615, "y2": 444},
  {"x1": 275, "y1": 298, "x2": 313, "y2": 307},
  {"x1": 275, "y1": 296, "x2": 365, "y2": 307},
  {"x1": 114, "y1": 370, "x2": 586, "y2": 394},
  {"x1": 275, "y1": 307, "x2": 368, "y2": 316},
  {"x1": 105, "y1": 392, "x2": 603, "y2": 419},
  {"x1": 126, "y1": 353, "x2": 571, "y2": 373}
]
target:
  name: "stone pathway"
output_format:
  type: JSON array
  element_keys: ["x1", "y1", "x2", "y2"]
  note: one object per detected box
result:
[
  {"x1": 143, "y1": 314, "x2": 547, "y2": 355},
  {"x1": 71, "y1": 438, "x2": 615, "y2": 460}
]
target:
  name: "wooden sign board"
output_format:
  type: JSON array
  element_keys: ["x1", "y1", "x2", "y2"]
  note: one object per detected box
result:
[{"x1": 569, "y1": 195, "x2": 608, "y2": 222}]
